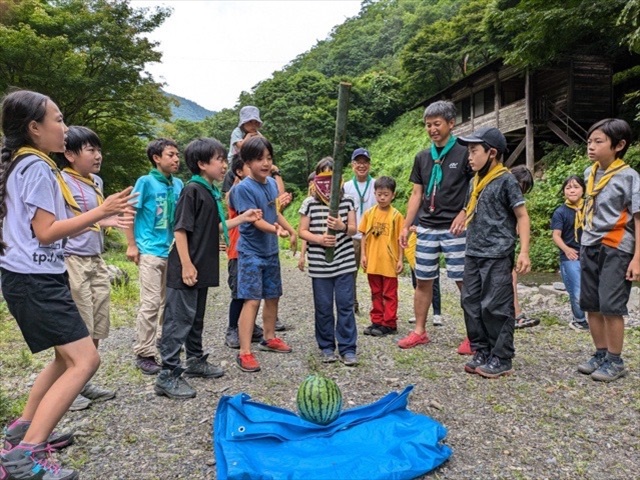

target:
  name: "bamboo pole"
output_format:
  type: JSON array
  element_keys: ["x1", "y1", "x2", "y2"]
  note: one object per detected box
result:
[{"x1": 325, "y1": 82, "x2": 351, "y2": 262}]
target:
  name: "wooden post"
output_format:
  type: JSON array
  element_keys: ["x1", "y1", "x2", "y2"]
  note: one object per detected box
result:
[
  {"x1": 325, "y1": 82, "x2": 351, "y2": 262},
  {"x1": 524, "y1": 69, "x2": 535, "y2": 171}
]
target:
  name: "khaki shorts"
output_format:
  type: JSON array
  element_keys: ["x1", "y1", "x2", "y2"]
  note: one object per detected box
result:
[{"x1": 65, "y1": 255, "x2": 111, "y2": 339}]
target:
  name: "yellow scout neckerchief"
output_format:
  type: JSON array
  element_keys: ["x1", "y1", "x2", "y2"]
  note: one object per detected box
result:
[{"x1": 464, "y1": 164, "x2": 509, "y2": 227}]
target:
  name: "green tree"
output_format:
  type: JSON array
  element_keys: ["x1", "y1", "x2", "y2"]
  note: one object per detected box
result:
[
  {"x1": 0, "y1": 0, "x2": 172, "y2": 192},
  {"x1": 400, "y1": 0, "x2": 494, "y2": 105},
  {"x1": 484, "y1": 0, "x2": 631, "y2": 69}
]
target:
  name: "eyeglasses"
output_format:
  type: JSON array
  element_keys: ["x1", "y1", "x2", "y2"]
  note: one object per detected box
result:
[{"x1": 352, "y1": 160, "x2": 370, "y2": 166}]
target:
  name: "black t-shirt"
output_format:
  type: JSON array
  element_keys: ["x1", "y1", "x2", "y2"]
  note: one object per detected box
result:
[
  {"x1": 221, "y1": 170, "x2": 235, "y2": 194},
  {"x1": 465, "y1": 173, "x2": 525, "y2": 258},
  {"x1": 409, "y1": 142, "x2": 472, "y2": 229},
  {"x1": 167, "y1": 183, "x2": 220, "y2": 289}
]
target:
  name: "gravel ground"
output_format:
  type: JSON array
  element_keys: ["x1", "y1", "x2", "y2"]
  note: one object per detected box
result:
[{"x1": 3, "y1": 252, "x2": 640, "y2": 479}]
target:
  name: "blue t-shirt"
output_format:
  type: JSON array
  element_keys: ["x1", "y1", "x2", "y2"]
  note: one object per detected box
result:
[
  {"x1": 131, "y1": 173, "x2": 183, "y2": 258},
  {"x1": 230, "y1": 176, "x2": 279, "y2": 257},
  {"x1": 550, "y1": 204, "x2": 581, "y2": 262}
]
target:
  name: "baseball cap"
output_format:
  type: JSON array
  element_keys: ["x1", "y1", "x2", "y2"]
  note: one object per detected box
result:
[
  {"x1": 351, "y1": 147, "x2": 371, "y2": 161},
  {"x1": 457, "y1": 127, "x2": 508, "y2": 154},
  {"x1": 238, "y1": 106, "x2": 262, "y2": 127}
]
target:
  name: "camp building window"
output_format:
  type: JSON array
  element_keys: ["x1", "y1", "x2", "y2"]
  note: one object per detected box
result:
[
  {"x1": 473, "y1": 87, "x2": 495, "y2": 117},
  {"x1": 455, "y1": 97, "x2": 471, "y2": 124}
]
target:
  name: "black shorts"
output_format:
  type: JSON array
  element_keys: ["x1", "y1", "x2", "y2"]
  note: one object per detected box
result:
[
  {"x1": 0, "y1": 268, "x2": 89, "y2": 353},
  {"x1": 579, "y1": 245, "x2": 633, "y2": 316}
]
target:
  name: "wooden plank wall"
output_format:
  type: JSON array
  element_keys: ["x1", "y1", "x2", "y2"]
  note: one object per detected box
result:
[{"x1": 571, "y1": 57, "x2": 612, "y2": 123}]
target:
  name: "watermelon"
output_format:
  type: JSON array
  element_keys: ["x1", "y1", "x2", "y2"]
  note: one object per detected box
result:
[{"x1": 296, "y1": 375, "x2": 342, "y2": 425}]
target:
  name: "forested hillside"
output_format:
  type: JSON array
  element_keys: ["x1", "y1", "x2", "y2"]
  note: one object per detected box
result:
[{"x1": 166, "y1": 92, "x2": 215, "y2": 122}]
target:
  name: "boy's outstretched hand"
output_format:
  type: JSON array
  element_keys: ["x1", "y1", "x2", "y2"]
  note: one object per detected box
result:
[
  {"x1": 241, "y1": 208, "x2": 262, "y2": 223},
  {"x1": 275, "y1": 223, "x2": 290, "y2": 238}
]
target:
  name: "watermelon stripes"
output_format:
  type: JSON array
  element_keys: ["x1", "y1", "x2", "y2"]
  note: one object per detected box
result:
[{"x1": 296, "y1": 375, "x2": 343, "y2": 425}]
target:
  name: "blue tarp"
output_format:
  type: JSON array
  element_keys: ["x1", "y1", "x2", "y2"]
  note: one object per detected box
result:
[{"x1": 214, "y1": 385, "x2": 452, "y2": 480}]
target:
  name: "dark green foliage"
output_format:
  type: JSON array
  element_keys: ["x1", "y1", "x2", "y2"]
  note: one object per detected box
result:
[
  {"x1": 0, "y1": 0, "x2": 172, "y2": 193},
  {"x1": 296, "y1": 375, "x2": 342, "y2": 425}
]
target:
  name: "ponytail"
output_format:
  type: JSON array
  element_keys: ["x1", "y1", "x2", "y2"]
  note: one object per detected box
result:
[
  {"x1": 0, "y1": 146, "x2": 12, "y2": 254},
  {"x1": 0, "y1": 90, "x2": 49, "y2": 255}
]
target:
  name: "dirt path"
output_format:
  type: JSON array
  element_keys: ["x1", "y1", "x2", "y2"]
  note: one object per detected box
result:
[{"x1": 7, "y1": 252, "x2": 639, "y2": 479}]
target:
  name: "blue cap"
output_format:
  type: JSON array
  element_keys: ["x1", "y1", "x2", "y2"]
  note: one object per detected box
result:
[{"x1": 351, "y1": 148, "x2": 371, "y2": 161}]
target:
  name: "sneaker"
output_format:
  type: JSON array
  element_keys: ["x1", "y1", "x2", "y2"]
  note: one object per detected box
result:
[
  {"x1": 569, "y1": 320, "x2": 589, "y2": 332},
  {"x1": 339, "y1": 352, "x2": 358, "y2": 366},
  {"x1": 3, "y1": 420, "x2": 74, "y2": 451},
  {"x1": 68, "y1": 394, "x2": 91, "y2": 412},
  {"x1": 136, "y1": 355, "x2": 161, "y2": 375},
  {"x1": 370, "y1": 325, "x2": 397, "y2": 337},
  {"x1": 320, "y1": 350, "x2": 337, "y2": 363},
  {"x1": 259, "y1": 338, "x2": 292, "y2": 353},
  {"x1": 274, "y1": 319, "x2": 286, "y2": 332},
  {"x1": 225, "y1": 328, "x2": 240, "y2": 349},
  {"x1": 590, "y1": 359, "x2": 627, "y2": 382},
  {"x1": 407, "y1": 317, "x2": 416, "y2": 324},
  {"x1": 514, "y1": 313, "x2": 540, "y2": 329},
  {"x1": 252, "y1": 324, "x2": 265, "y2": 342},
  {"x1": 236, "y1": 353, "x2": 261, "y2": 372},
  {"x1": 432, "y1": 315, "x2": 444, "y2": 326},
  {"x1": 80, "y1": 383, "x2": 116, "y2": 402},
  {"x1": 0, "y1": 442, "x2": 78, "y2": 480},
  {"x1": 476, "y1": 355, "x2": 514, "y2": 378},
  {"x1": 457, "y1": 337, "x2": 475, "y2": 356},
  {"x1": 577, "y1": 352, "x2": 607, "y2": 374},
  {"x1": 363, "y1": 324, "x2": 377, "y2": 335},
  {"x1": 184, "y1": 354, "x2": 224, "y2": 378},
  {"x1": 154, "y1": 368, "x2": 196, "y2": 399},
  {"x1": 397, "y1": 331, "x2": 430, "y2": 349},
  {"x1": 464, "y1": 350, "x2": 489, "y2": 374}
]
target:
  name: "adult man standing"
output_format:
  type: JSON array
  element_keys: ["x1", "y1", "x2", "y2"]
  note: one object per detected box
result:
[
  {"x1": 343, "y1": 148, "x2": 377, "y2": 314},
  {"x1": 398, "y1": 101, "x2": 471, "y2": 349}
]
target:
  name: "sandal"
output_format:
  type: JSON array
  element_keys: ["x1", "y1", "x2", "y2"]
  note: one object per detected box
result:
[{"x1": 515, "y1": 313, "x2": 540, "y2": 329}]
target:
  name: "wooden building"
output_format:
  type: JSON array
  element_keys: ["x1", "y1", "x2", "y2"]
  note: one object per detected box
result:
[{"x1": 418, "y1": 56, "x2": 613, "y2": 170}]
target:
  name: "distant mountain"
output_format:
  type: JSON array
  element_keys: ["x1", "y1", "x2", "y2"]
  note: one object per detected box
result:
[{"x1": 165, "y1": 92, "x2": 215, "y2": 122}]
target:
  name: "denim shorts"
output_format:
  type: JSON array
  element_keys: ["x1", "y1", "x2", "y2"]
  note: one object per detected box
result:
[
  {"x1": 237, "y1": 253, "x2": 282, "y2": 300},
  {"x1": 0, "y1": 268, "x2": 89, "y2": 353}
]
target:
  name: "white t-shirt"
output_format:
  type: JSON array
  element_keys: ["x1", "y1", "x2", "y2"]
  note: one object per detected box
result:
[
  {"x1": 343, "y1": 177, "x2": 377, "y2": 240},
  {"x1": 0, "y1": 155, "x2": 68, "y2": 274}
]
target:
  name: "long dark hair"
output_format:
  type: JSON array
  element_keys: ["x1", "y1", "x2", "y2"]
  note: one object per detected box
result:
[{"x1": 0, "y1": 90, "x2": 50, "y2": 255}]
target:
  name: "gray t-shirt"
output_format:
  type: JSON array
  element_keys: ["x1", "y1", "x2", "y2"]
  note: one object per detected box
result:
[
  {"x1": 62, "y1": 171, "x2": 104, "y2": 256},
  {"x1": 0, "y1": 155, "x2": 68, "y2": 274},
  {"x1": 581, "y1": 165, "x2": 640, "y2": 254},
  {"x1": 465, "y1": 173, "x2": 525, "y2": 258}
]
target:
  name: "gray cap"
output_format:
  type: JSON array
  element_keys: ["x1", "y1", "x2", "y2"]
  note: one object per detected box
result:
[
  {"x1": 457, "y1": 127, "x2": 508, "y2": 154},
  {"x1": 238, "y1": 106, "x2": 262, "y2": 127}
]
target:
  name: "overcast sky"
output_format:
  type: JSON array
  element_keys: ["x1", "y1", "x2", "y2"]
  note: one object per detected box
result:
[{"x1": 133, "y1": 0, "x2": 362, "y2": 112}]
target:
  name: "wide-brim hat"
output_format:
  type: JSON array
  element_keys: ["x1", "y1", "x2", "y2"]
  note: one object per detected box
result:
[{"x1": 238, "y1": 106, "x2": 262, "y2": 127}]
